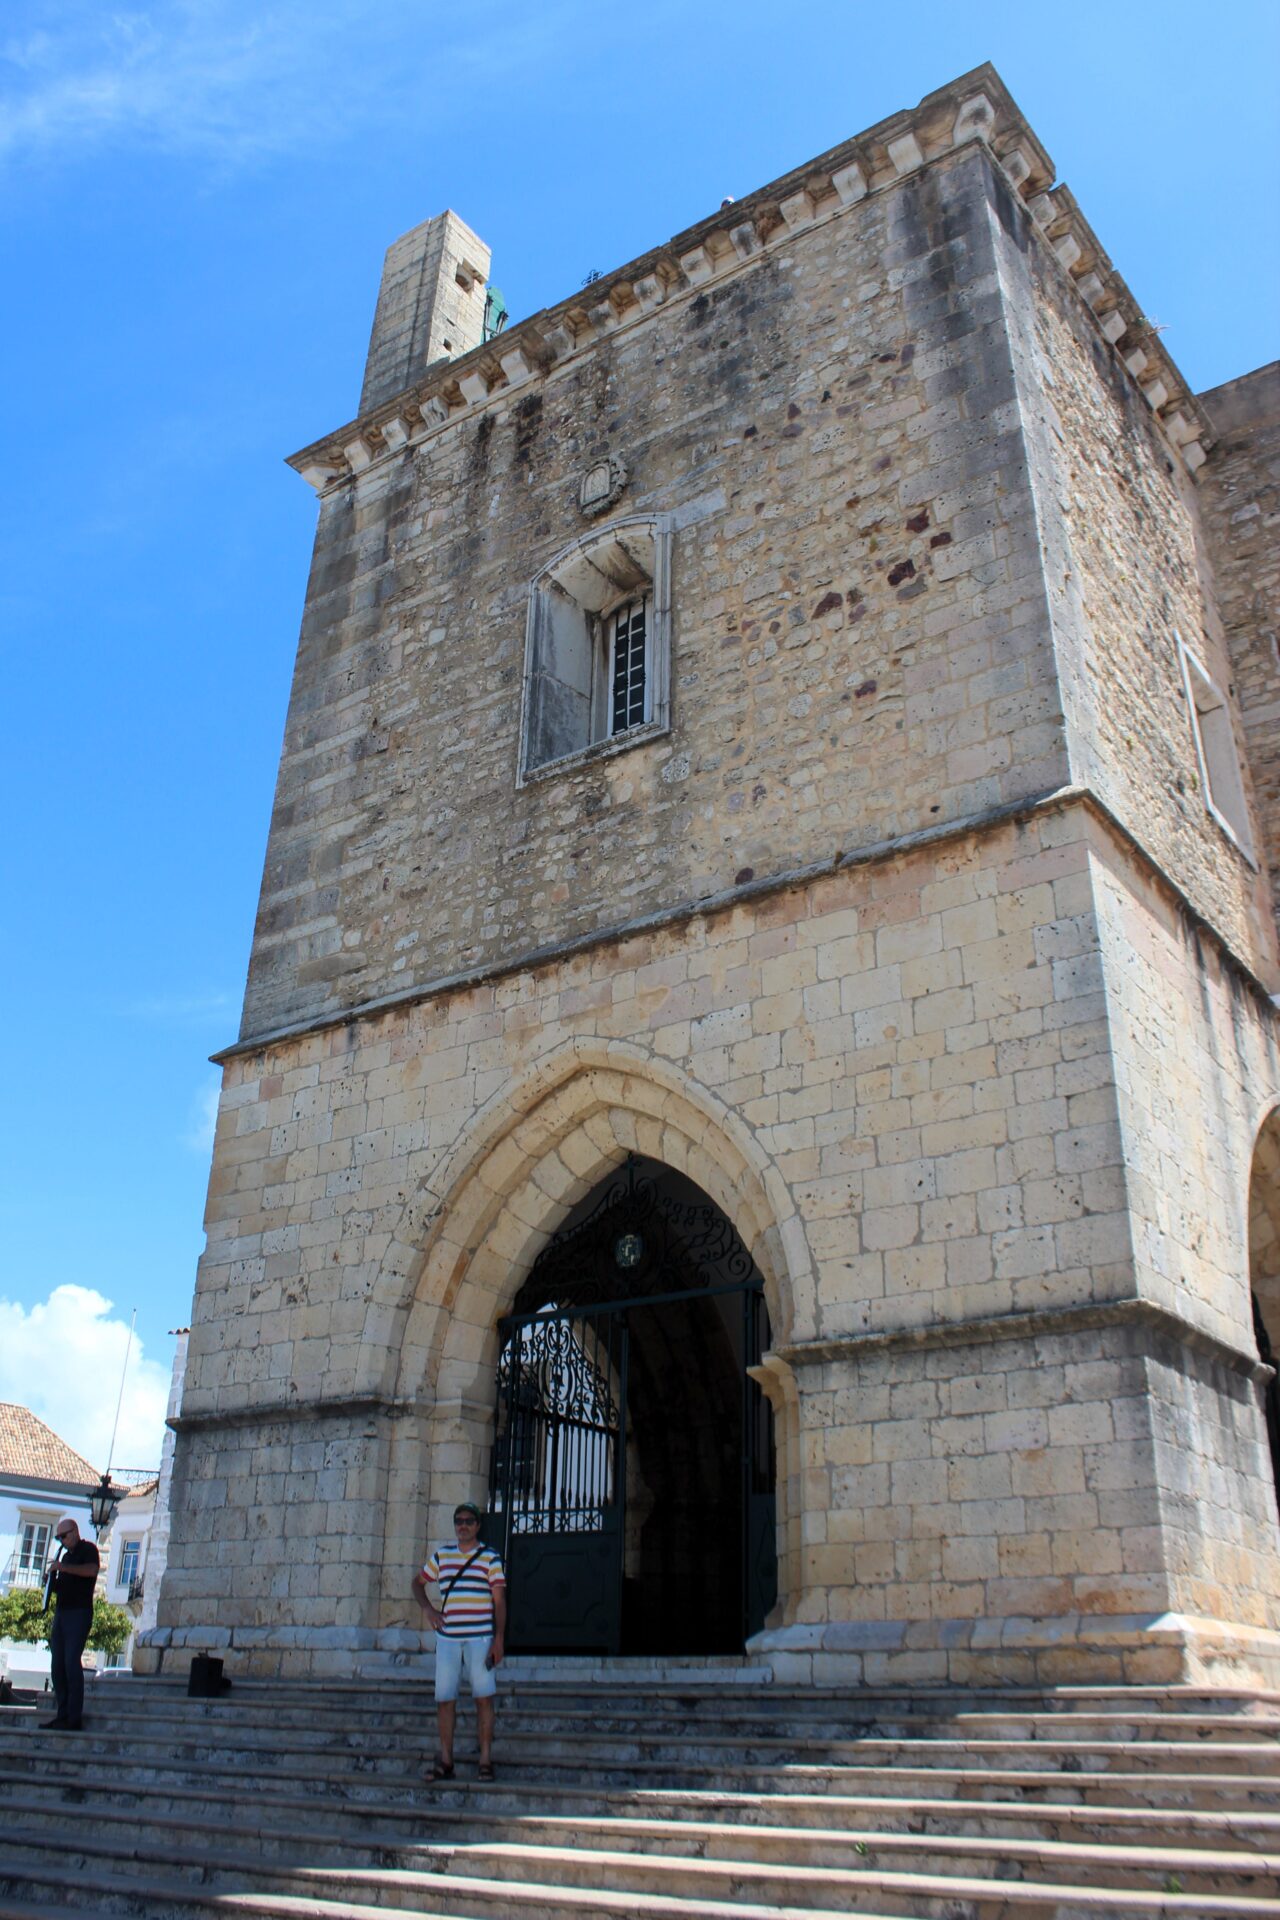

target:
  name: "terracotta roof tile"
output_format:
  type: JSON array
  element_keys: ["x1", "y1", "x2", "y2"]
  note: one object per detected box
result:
[{"x1": 0, "y1": 1403, "x2": 98, "y2": 1487}]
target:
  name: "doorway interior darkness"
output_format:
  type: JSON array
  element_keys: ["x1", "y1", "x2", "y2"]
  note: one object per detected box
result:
[
  {"x1": 1249, "y1": 1108, "x2": 1280, "y2": 1529},
  {"x1": 485, "y1": 1157, "x2": 777, "y2": 1655}
]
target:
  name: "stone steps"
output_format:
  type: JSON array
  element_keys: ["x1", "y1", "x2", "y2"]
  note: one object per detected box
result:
[
  {"x1": 9, "y1": 1767, "x2": 1280, "y2": 1845},
  {"x1": 93, "y1": 1674, "x2": 1280, "y2": 1711},
  {"x1": 6, "y1": 1787, "x2": 1280, "y2": 1893},
  {"x1": 8, "y1": 1747, "x2": 1275, "y2": 1812},
  {"x1": 63, "y1": 1694, "x2": 1280, "y2": 1743},
  {"x1": 3, "y1": 1833, "x2": 1279, "y2": 1920},
  {"x1": 4, "y1": 1675, "x2": 1280, "y2": 1918},
  {"x1": 6, "y1": 1720, "x2": 1275, "y2": 1778}
]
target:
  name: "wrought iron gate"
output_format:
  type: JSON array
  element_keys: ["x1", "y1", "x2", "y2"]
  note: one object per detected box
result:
[
  {"x1": 485, "y1": 1158, "x2": 777, "y2": 1655},
  {"x1": 488, "y1": 1305, "x2": 629, "y2": 1651}
]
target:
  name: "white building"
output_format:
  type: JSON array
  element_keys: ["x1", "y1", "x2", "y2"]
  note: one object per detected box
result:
[
  {"x1": 0, "y1": 1403, "x2": 97, "y2": 1686},
  {"x1": 98, "y1": 1477, "x2": 161, "y2": 1672},
  {"x1": 134, "y1": 1328, "x2": 188, "y2": 1651}
]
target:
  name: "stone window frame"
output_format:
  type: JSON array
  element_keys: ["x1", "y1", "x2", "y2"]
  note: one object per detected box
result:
[
  {"x1": 116, "y1": 1535, "x2": 142, "y2": 1591},
  {"x1": 11, "y1": 1512, "x2": 54, "y2": 1588},
  {"x1": 517, "y1": 514, "x2": 673, "y2": 786},
  {"x1": 1177, "y1": 634, "x2": 1258, "y2": 867}
]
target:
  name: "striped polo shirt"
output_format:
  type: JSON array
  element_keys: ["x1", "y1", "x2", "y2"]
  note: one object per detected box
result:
[{"x1": 423, "y1": 1541, "x2": 506, "y2": 1639}]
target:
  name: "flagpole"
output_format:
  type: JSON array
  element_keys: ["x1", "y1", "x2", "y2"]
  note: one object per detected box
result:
[{"x1": 105, "y1": 1309, "x2": 137, "y2": 1480}]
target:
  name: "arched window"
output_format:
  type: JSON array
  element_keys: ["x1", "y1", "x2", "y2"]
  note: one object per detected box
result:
[{"x1": 519, "y1": 516, "x2": 672, "y2": 780}]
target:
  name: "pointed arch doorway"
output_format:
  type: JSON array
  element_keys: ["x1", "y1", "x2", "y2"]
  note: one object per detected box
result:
[
  {"x1": 484, "y1": 1156, "x2": 777, "y2": 1655},
  {"x1": 1250, "y1": 1106, "x2": 1280, "y2": 1527}
]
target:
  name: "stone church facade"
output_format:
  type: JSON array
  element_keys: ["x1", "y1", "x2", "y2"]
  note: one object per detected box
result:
[{"x1": 140, "y1": 66, "x2": 1280, "y2": 1687}]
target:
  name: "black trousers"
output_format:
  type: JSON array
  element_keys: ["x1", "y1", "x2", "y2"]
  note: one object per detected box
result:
[{"x1": 50, "y1": 1606, "x2": 92, "y2": 1724}]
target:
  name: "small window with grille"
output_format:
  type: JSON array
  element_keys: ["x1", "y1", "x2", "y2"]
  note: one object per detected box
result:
[
  {"x1": 610, "y1": 596, "x2": 648, "y2": 736},
  {"x1": 521, "y1": 517, "x2": 671, "y2": 780}
]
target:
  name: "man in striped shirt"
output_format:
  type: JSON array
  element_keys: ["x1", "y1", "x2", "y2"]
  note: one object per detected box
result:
[{"x1": 414, "y1": 1503, "x2": 507, "y2": 1781}]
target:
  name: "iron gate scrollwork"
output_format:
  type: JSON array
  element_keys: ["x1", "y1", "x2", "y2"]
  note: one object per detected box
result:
[
  {"x1": 487, "y1": 1157, "x2": 777, "y2": 1655},
  {"x1": 489, "y1": 1307, "x2": 629, "y2": 1651}
]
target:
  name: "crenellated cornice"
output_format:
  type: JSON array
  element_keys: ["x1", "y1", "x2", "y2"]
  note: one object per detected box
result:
[{"x1": 286, "y1": 64, "x2": 1213, "y2": 495}]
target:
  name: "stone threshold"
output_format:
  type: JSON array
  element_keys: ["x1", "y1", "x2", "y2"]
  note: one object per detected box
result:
[{"x1": 133, "y1": 1612, "x2": 1280, "y2": 1691}]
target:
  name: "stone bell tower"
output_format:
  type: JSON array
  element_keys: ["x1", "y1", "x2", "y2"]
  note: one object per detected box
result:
[
  {"x1": 358, "y1": 211, "x2": 491, "y2": 415},
  {"x1": 146, "y1": 66, "x2": 1280, "y2": 1688}
]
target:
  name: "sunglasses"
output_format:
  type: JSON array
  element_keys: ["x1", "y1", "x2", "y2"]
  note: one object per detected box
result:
[{"x1": 453, "y1": 1514, "x2": 480, "y2": 1525}]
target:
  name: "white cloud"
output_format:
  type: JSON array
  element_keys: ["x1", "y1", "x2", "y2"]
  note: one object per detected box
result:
[
  {"x1": 0, "y1": 1286, "x2": 171, "y2": 1473},
  {"x1": 183, "y1": 1077, "x2": 221, "y2": 1154},
  {"x1": 0, "y1": 1, "x2": 583, "y2": 171}
]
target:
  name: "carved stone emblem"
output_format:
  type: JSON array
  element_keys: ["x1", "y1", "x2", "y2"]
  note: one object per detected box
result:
[{"x1": 579, "y1": 454, "x2": 628, "y2": 517}]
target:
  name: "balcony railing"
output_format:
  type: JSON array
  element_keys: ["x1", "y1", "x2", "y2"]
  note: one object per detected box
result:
[
  {"x1": 127, "y1": 1578, "x2": 144, "y2": 1604},
  {"x1": 2, "y1": 1555, "x2": 47, "y2": 1591}
]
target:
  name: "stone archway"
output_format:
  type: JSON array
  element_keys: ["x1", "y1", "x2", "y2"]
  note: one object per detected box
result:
[
  {"x1": 1249, "y1": 1104, "x2": 1280, "y2": 1522},
  {"x1": 369, "y1": 1041, "x2": 813, "y2": 1634},
  {"x1": 489, "y1": 1155, "x2": 777, "y2": 1655}
]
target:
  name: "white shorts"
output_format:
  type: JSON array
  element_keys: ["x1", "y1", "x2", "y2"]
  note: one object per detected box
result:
[{"x1": 434, "y1": 1634, "x2": 496, "y2": 1702}]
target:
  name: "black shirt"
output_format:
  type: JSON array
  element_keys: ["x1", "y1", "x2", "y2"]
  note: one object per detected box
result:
[{"x1": 53, "y1": 1539, "x2": 99, "y2": 1611}]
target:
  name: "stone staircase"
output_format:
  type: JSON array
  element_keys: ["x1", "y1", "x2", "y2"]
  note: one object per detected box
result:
[{"x1": 2, "y1": 1666, "x2": 1280, "y2": 1918}]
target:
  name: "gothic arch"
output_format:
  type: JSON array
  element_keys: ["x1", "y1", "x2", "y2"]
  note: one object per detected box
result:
[
  {"x1": 1249, "y1": 1102, "x2": 1280, "y2": 1331},
  {"x1": 370, "y1": 1039, "x2": 812, "y2": 1630}
]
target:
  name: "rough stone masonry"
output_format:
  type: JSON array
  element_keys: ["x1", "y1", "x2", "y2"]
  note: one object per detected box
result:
[{"x1": 141, "y1": 64, "x2": 1280, "y2": 1686}]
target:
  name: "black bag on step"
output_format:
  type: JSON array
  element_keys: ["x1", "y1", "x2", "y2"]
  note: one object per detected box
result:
[{"x1": 188, "y1": 1654, "x2": 226, "y2": 1698}]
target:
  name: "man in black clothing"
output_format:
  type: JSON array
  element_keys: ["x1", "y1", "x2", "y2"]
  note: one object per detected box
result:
[{"x1": 41, "y1": 1517, "x2": 99, "y2": 1730}]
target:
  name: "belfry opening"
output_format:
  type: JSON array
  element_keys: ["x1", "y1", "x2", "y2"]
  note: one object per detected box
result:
[{"x1": 484, "y1": 1157, "x2": 777, "y2": 1656}]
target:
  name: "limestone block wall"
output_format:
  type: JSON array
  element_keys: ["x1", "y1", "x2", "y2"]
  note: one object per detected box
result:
[
  {"x1": 767, "y1": 1309, "x2": 1277, "y2": 1686},
  {"x1": 157, "y1": 796, "x2": 1280, "y2": 1678},
  {"x1": 1080, "y1": 824, "x2": 1280, "y2": 1643},
  {"x1": 1145, "y1": 1339, "x2": 1277, "y2": 1636},
  {"x1": 242, "y1": 143, "x2": 1074, "y2": 1041},
  {"x1": 153, "y1": 75, "x2": 1280, "y2": 1683},
  {"x1": 1197, "y1": 364, "x2": 1280, "y2": 942},
  {"x1": 193, "y1": 804, "x2": 1122, "y2": 1424},
  {"x1": 793, "y1": 1324, "x2": 1177, "y2": 1638},
  {"x1": 160, "y1": 1408, "x2": 386, "y2": 1638},
  {"x1": 990, "y1": 177, "x2": 1275, "y2": 986},
  {"x1": 1090, "y1": 831, "x2": 1280, "y2": 1353}
]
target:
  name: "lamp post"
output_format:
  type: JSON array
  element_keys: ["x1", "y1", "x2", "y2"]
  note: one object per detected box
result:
[
  {"x1": 91, "y1": 1306, "x2": 136, "y2": 1539},
  {"x1": 88, "y1": 1472, "x2": 121, "y2": 1538}
]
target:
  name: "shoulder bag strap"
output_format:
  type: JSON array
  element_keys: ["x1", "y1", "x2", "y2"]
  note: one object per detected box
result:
[{"x1": 439, "y1": 1548, "x2": 485, "y2": 1609}]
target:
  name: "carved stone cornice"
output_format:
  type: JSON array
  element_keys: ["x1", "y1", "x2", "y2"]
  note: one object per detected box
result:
[{"x1": 286, "y1": 65, "x2": 1214, "y2": 498}]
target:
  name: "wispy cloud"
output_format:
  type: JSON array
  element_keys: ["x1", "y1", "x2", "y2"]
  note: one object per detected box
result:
[
  {"x1": 0, "y1": 2, "x2": 584, "y2": 172},
  {"x1": 0, "y1": 1285, "x2": 171, "y2": 1471},
  {"x1": 183, "y1": 1076, "x2": 221, "y2": 1153}
]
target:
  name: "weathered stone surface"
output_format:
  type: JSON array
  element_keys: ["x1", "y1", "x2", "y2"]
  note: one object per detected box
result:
[
  {"x1": 1198, "y1": 362, "x2": 1280, "y2": 941},
  {"x1": 161, "y1": 67, "x2": 1280, "y2": 1685}
]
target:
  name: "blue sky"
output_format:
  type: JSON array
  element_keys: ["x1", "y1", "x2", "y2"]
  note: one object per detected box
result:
[{"x1": 2, "y1": 0, "x2": 1277, "y2": 1470}]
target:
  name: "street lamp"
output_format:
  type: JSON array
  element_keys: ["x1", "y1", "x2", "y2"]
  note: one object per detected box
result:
[{"x1": 88, "y1": 1472, "x2": 121, "y2": 1537}]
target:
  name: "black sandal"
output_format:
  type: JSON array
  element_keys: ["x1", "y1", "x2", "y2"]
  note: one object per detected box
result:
[
  {"x1": 426, "y1": 1758, "x2": 455, "y2": 1781},
  {"x1": 477, "y1": 1762, "x2": 495, "y2": 1782}
]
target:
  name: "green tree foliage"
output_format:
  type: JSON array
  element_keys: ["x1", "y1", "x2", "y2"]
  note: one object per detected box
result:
[
  {"x1": 0, "y1": 1586, "x2": 47, "y2": 1644},
  {"x1": 0, "y1": 1588, "x2": 134, "y2": 1659},
  {"x1": 87, "y1": 1597, "x2": 135, "y2": 1659}
]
